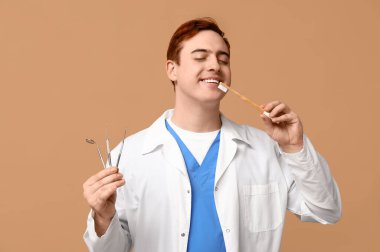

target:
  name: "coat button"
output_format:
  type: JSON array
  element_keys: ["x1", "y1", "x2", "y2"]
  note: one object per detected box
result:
[
  {"x1": 226, "y1": 229, "x2": 230, "y2": 233},
  {"x1": 215, "y1": 186, "x2": 219, "y2": 191},
  {"x1": 187, "y1": 190, "x2": 190, "y2": 194},
  {"x1": 181, "y1": 233, "x2": 186, "y2": 237}
]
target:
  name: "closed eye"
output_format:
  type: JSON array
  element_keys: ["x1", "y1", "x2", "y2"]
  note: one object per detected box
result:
[{"x1": 218, "y1": 59, "x2": 229, "y2": 65}]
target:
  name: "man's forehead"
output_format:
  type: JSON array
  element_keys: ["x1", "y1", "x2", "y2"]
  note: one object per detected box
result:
[{"x1": 181, "y1": 30, "x2": 229, "y2": 53}]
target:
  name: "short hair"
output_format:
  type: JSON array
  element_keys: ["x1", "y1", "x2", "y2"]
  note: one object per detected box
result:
[{"x1": 166, "y1": 17, "x2": 230, "y2": 87}]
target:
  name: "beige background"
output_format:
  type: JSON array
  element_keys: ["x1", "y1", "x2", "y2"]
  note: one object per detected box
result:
[{"x1": 1, "y1": 0, "x2": 379, "y2": 251}]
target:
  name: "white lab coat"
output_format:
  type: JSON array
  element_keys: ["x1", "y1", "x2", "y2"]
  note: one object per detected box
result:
[{"x1": 84, "y1": 109, "x2": 342, "y2": 252}]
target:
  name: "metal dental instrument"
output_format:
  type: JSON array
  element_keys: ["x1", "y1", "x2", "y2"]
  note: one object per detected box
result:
[
  {"x1": 85, "y1": 138, "x2": 106, "y2": 169},
  {"x1": 116, "y1": 129, "x2": 127, "y2": 168},
  {"x1": 105, "y1": 128, "x2": 112, "y2": 167},
  {"x1": 86, "y1": 129, "x2": 127, "y2": 169}
]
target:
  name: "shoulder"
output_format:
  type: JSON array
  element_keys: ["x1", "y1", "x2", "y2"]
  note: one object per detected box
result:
[
  {"x1": 244, "y1": 124, "x2": 272, "y2": 142},
  {"x1": 222, "y1": 115, "x2": 275, "y2": 148},
  {"x1": 124, "y1": 128, "x2": 149, "y2": 147},
  {"x1": 244, "y1": 124, "x2": 277, "y2": 150},
  {"x1": 109, "y1": 127, "x2": 149, "y2": 164}
]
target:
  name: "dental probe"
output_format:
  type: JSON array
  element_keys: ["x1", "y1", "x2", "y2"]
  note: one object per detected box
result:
[
  {"x1": 105, "y1": 128, "x2": 112, "y2": 167},
  {"x1": 116, "y1": 130, "x2": 127, "y2": 169}
]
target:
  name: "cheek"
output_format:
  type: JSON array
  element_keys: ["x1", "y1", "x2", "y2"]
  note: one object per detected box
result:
[
  {"x1": 223, "y1": 67, "x2": 231, "y2": 79},
  {"x1": 180, "y1": 64, "x2": 203, "y2": 77}
]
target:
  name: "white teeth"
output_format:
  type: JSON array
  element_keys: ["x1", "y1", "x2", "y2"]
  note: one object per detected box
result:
[{"x1": 202, "y1": 79, "x2": 220, "y2": 84}]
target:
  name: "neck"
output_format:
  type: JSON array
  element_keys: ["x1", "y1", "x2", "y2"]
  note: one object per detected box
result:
[{"x1": 172, "y1": 96, "x2": 221, "y2": 133}]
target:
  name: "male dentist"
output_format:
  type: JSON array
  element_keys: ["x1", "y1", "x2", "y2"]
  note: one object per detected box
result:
[{"x1": 83, "y1": 17, "x2": 341, "y2": 252}]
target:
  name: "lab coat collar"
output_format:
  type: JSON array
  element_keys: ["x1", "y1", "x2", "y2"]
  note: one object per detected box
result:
[
  {"x1": 141, "y1": 109, "x2": 251, "y2": 155},
  {"x1": 220, "y1": 112, "x2": 252, "y2": 147}
]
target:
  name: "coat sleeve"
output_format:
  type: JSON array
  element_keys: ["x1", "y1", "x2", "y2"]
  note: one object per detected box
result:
[
  {"x1": 278, "y1": 135, "x2": 342, "y2": 224},
  {"x1": 83, "y1": 186, "x2": 132, "y2": 251}
]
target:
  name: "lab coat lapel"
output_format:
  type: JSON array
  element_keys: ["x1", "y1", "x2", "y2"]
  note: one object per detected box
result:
[
  {"x1": 162, "y1": 136, "x2": 189, "y2": 178},
  {"x1": 214, "y1": 114, "x2": 252, "y2": 185},
  {"x1": 141, "y1": 109, "x2": 189, "y2": 178},
  {"x1": 214, "y1": 132, "x2": 237, "y2": 186}
]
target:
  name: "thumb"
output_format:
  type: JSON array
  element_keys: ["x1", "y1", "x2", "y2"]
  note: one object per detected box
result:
[{"x1": 260, "y1": 113, "x2": 274, "y2": 133}]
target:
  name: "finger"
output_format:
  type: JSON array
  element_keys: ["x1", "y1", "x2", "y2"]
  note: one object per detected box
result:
[
  {"x1": 84, "y1": 167, "x2": 119, "y2": 188},
  {"x1": 260, "y1": 113, "x2": 275, "y2": 131},
  {"x1": 262, "y1": 100, "x2": 281, "y2": 113},
  {"x1": 271, "y1": 112, "x2": 297, "y2": 124},
  {"x1": 95, "y1": 180, "x2": 125, "y2": 204},
  {"x1": 269, "y1": 103, "x2": 289, "y2": 118},
  {"x1": 87, "y1": 180, "x2": 125, "y2": 209},
  {"x1": 87, "y1": 172, "x2": 124, "y2": 195}
]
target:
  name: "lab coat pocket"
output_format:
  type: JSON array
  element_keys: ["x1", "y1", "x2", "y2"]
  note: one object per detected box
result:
[{"x1": 243, "y1": 182, "x2": 283, "y2": 232}]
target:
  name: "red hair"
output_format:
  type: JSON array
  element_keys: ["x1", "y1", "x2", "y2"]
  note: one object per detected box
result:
[{"x1": 167, "y1": 17, "x2": 230, "y2": 64}]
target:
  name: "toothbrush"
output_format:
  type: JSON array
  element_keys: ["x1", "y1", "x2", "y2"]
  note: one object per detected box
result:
[{"x1": 218, "y1": 82, "x2": 270, "y2": 118}]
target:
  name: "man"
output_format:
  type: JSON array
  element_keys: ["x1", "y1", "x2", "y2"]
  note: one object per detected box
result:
[{"x1": 83, "y1": 17, "x2": 341, "y2": 252}]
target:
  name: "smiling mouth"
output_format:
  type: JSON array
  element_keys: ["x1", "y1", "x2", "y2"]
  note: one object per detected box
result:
[{"x1": 200, "y1": 79, "x2": 221, "y2": 84}]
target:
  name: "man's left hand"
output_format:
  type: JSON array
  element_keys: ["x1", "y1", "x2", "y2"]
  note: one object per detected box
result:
[{"x1": 260, "y1": 101, "x2": 304, "y2": 153}]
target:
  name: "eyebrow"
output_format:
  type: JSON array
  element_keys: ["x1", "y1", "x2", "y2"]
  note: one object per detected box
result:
[{"x1": 191, "y1": 48, "x2": 230, "y2": 58}]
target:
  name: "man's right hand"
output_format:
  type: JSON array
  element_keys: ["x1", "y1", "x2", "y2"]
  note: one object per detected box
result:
[{"x1": 83, "y1": 167, "x2": 125, "y2": 236}]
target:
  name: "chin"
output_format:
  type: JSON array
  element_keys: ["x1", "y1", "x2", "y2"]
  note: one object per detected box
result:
[{"x1": 197, "y1": 94, "x2": 224, "y2": 105}]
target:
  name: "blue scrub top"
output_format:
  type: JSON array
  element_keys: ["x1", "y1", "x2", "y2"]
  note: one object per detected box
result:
[{"x1": 165, "y1": 120, "x2": 226, "y2": 252}]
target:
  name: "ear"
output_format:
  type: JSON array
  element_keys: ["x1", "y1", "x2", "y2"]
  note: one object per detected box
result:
[{"x1": 166, "y1": 60, "x2": 178, "y2": 82}]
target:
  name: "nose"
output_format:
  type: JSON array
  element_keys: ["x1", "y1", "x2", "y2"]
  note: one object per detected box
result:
[{"x1": 207, "y1": 56, "x2": 221, "y2": 72}]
